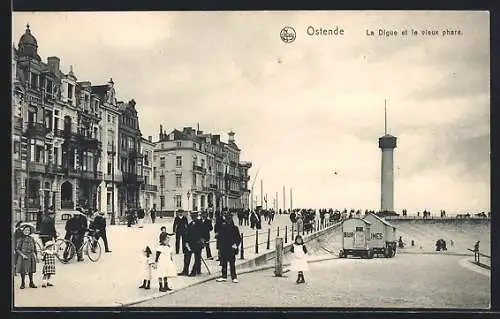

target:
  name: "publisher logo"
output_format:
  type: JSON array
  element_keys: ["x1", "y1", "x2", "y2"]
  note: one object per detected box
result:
[{"x1": 280, "y1": 26, "x2": 296, "y2": 43}]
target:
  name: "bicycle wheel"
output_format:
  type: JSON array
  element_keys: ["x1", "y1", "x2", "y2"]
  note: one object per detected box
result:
[
  {"x1": 86, "y1": 239, "x2": 101, "y2": 262},
  {"x1": 56, "y1": 239, "x2": 76, "y2": 263}
]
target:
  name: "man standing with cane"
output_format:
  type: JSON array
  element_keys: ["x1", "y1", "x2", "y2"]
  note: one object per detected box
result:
[
  {"x1": 200, "y1": 210, "x2": 213, "y2": 260},
  {"x1": 216, "y1": 211, "x2": 241, "y2": 283}
]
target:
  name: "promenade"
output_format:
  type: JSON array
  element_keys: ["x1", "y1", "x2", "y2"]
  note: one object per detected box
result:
[{"x1": 13, "y1": 214, "x2": 314, "y2": 307}]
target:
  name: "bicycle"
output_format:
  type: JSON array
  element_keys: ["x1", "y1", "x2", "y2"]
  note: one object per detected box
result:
[
  {"x1": 34, "y1": 234, "x2": 75, "y2": 264},
  {"x1": 62, "y1": 231, "x2": 102, "y2": 262}
]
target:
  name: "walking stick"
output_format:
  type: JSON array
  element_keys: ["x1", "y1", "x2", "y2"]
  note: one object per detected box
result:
[{"x1": 200, "y1": 254, "x2": 211, "y2": 275}]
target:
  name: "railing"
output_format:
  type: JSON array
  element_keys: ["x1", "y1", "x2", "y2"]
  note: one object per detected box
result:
[
  {"x1": 27, "y1": 122, "x2": 50, "y2": 138},
  {"x1": 46, "y1": 164, "x2": 65, "y2": 175},
  {"x1": 13, "y1": 117, "x2": 23, "y2": 130},
  {"x1": 129, "y1": 149, "x2": 143, "y2": 158},
  {"x1": 61, "y1": 200, "x2": 74, "y2": 209},
  {"x1": 26, "y1": 197, "x2": 40, "y2": 209},
  {"x1": 193, "y1": 164, "x2": 207, "y2": 173},
  {"x1": 54, "y1": 129, "x2": 65, "y2": 138},
  {"x1": 29, "y1": 162, "x2": 46, "y2": 173},
  {"x1": 209, "y1": 184, "x2": 218, "y2": 190},
  {"x1": 104, "y1": 174, "x2": 123, "y2": 182},
  {"x1": 123, "y1": 173, "x2": 145, "y2": 183},
  {"x1": 229, "y1": 190, "x2": 240, "y2": 196},
  {"x1": 145, "y1": 184, "x2": 158, "y2": 192}
]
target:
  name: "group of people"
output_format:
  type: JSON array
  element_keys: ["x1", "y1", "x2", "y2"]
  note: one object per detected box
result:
[{"x1": 139, "y1": 209, "x2": 243, "y2": 292}]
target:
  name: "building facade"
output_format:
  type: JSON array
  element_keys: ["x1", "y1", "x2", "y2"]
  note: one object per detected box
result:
[
  {"x1": 117, "y1": 99, "x2": 144, "y2": 214},
  {"x1": 140, "y1": 136, "x2": 158, "y2": 211},
  {"x1": 152, "y1": 126, "x2": 251, "y2": 215},
  {"x1": 12, "y1": 25, "x2": 142, "y2": 223}
]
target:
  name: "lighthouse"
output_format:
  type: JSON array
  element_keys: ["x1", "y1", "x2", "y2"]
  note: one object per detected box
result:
[{"x1": 379, "y1": 100, "x2": 397, "y2": 213}]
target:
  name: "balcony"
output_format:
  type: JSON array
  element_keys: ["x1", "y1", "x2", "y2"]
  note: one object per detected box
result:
[
  {"x1": 123, "y1": 172, "x2": 145, "y2": 184},
  {"x1": 26, "y1": 122, "x2": 50, "y2": 138},
  {"x1": 104, "y1": 174, "x2": 123, "y2": 182},
  {"x1": 54, "y1": 129, "x2": 65, "y2": 139},
  {"x1": 129, "y1": 149, "x2": 144, "y2": 158},
  {"x1": 13, "y1": 117, "x2": 23, "y2": 131},
  {"x1": 26, "y1": 197, "x2": 40, "y2": 209},
  {"x1": 29, "y1": 162, "x2": 46, "y2": 174},
  {"x1": 75, "y1": 133, "x2": 101, "y2": 150},
  {"x1": 209, "y1": 184, "x2": 218, "y2": 190},
  {"x1": 46, "y1": 164, "x2": 65, "y2": 175},
  {"x1": 193, "y1": 164, "x2": 207, "y2": 173},
  {"x1": 61, "y1": 200, "x2": 74, "y2": 210},
  {"x1": 144, "y1": 184, "x2": 158, "y2": 192},
  {"x1": 229, "y1": 190, "x2": 240, "y2": 196},
  {"x1": 67, "y1": 167, "x2": 103, "y2": 180}
]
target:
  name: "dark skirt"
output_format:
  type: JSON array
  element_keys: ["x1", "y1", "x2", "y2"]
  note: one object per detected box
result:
[{"x1": 15, "y1": 254, "x2": 37, "y2": 275}]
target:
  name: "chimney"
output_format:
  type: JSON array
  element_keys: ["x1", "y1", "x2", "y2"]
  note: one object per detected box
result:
[
  {"x1": 197, "y1": 130, "x2": 203, "y2": 135},
  {"x1": 159, "y1": 125, "x2": 163, "y2": 139},
  {"x1": 228, "y1": 131, "x2": 235, "y2": 143},
  {"x1": 108, "y1": 78, "x2": 114, "y2": 87},
  {"x1": 47, "y1": 56, "x2": 60, "y2": 73},
  {"x1": 148, "y1": 136, "x2": 152, "y2": 142}
]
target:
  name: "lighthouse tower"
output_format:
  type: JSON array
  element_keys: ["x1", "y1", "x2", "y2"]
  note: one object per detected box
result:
[{"x1": 379, "y1": 100, "x2": 397, "y2": 213}]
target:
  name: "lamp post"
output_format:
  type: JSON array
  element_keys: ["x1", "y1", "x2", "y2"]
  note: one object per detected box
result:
[{"x1": 187, "y1": 191, "x2": 191, "y2": 212}]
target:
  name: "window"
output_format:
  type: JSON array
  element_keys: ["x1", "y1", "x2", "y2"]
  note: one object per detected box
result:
[
  {"x1": 153, "y1": 155, "x2": 157, "y2": 161},
  {"x1": 153, "y1": 167, "x2": 157, "y2": 179},
  {"x1": 160, "y1": 175, "x2": 165, "y2": 188},
  {"x1": 108, "y1": 115, "x2": 111, "y2": 122},
  {"x1": 144, "y1": 175, "x2": 149, "y2": 185},
  {"x1": 175, "y1": 174, "x2": 182, "y2": 187},
  {"x1": 35, "y1": 145, "x2": 44, "y2": 163},
  {"x1": 46, "y1": 79, "x2": 53, "y2": 94},
  {"x1": 144, "y1": 152, "x2": 149, "y2": 166},
  {"x1": 201, "y1": 159, "x2": 205, "y2": 168},
  {"x1": 175, "y1": 195, "x2": 182, "y2": 208},
  {"x1": 176, "y1": 156, "x2": 182, "y2": 167},
  {"x1": 67, "y1": 83, "x2": 74, "y2": 100},
  {"x1": 193, "y1": 173, "x2": 197, "y2": 186},
  {"x1": 160, "y1": 156, "x2": 165, "y2": 168},
  {"x1": 355, "y1": 227, "x2": 364, "y2": 232},
  {"x1": 193, "y1": 142, "x2": 196, "y2": 149},
  {"x1": 53, "y1": 147, "x2": 59, "y2": 165},
  {"x1": 13, "y1": 141, "x2": 20, "y2": 160},
  {"x1": 30, "y1": 72, "x2": 39, "y2": 89},
  {"x1": 176, "y1": 141, "x2": 182, "y2": 148}
]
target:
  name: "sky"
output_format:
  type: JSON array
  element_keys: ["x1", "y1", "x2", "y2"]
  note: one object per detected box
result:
[{"x1": 12, "y1": 11, "x2": 490, "y2": 214}]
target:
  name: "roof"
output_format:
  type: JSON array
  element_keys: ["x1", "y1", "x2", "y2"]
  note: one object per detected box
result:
[
  {"x1": 365, "y1": 213, "x2": 396, "y2": 228},
  {"x1": 343, "y1": 217, "x2": 371, "y2": 225}
]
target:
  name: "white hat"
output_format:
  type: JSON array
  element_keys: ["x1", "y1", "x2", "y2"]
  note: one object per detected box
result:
[{"x1": 44, "y1": 240, "x2": 54, "y2": 248}]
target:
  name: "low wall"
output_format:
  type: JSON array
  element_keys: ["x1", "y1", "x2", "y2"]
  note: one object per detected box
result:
[{"x1": 235, "y1": 222, "x2": 341, "y2": 270}]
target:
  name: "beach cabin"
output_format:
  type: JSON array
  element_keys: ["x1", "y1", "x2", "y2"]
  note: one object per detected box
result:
[
  {"x1": 364, "y1": 213, "x2": 397, "y2": 258},
  {"x1": 340, "y1": 218, "x2": 374, "y2": 259}
]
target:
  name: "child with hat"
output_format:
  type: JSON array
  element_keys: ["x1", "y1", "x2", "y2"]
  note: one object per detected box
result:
[{"x1": 41, "y1": 240, "x2": 57, "y2": 287}]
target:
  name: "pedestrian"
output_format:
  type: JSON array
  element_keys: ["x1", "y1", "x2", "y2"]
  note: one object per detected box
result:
[
  {"x1": 201, "y1": 211, "x2": 213, "y2": 260},
  {"x1": 155, "y1": 232, "x2": 177, "y2": 292},
  {"x1": 250, "y1": 210, "x2": 258, "y2": 229},
  {"x1": 474, "y1": 241, "x2": 480, "y2": 262},
  {"x1": 15, "y1": 225, "x2": 38, "y2": 289},
  {"x1": 450, "y1": 239, "x2": 454, "y2": 248},
  {"x1": 41, "y1": 240, "x2": 56, "y2": 288},
  {"x1": 126, "y1": 208, "x2": 135, "y2": 227},
  {"x1": 39, "y1": 210, "x2": 57, "y2": 245},
  {"x1": 137, "y1": 208, "x2": 145, "y2": 228},
  {"x1": 296, "y1": 214, "x2": 304, "y2": 235},
  {"x1": 150, "y1": 206, "x2": 157, "y2": 224},
  {"x1": 92, "y1": 211, "x2": 112, "y2": 253},
  {"x1": 290, "y1": 234, "x2": 308, "y2": 284},
  {"x1": 216, "y1": 212, "x2": 241, "y2": 283},
  {"x1": 64, "y1": 211, "x2": 88, "y2": 262},
  {"x1": 138, "y1": 246, "x2": 155, "y2": 290},
  {"x1": 186, "y1": 212, "x2": 204, "y2": 276},
  {"x1": 173, "y1": 210, "x2": 188, "y2": 254}
]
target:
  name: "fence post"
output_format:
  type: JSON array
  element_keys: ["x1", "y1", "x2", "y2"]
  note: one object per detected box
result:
[
  {"x1": 302, "y1": 223, "x2": 305, "y2": 236},
  {"x1": 274, "y1": 237, "x2": 284, "y2": 277},
  {"x1": 285, "y1": 226, "x2": 288, "y2": 243},
  {"x1": 291, "y1": 223, "x2": 294, "y2": 237},
  {"x1": 240, "y1": 232, "x2": 244, "y2": 260},
  {"x1": 267, "y1": 228, "x2": 271, "y2": 250},
  {"x1": 255, "y1": 230, "x2": 259, "y2": 254},
  {"x1": 277, "y1": 226, "x2": 280, "y2": 237}
]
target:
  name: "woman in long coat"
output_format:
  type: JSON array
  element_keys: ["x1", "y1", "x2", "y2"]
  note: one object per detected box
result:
[{"x1": 16, "y1": 225, "x2": 38, "y2": 289}]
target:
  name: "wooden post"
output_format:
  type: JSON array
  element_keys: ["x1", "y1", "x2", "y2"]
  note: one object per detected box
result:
[
  {"x1": 285, "y1": 225, "x2": 288, "y2": 243},
  {"x1": 277, "y1": 226, "x2": 280, "y2": 237},
  {"x1": 267, "y1": 228, "x2": 271, "y2": 250},
  {"x1": 255, "y1": 230, "x2": 259, "y2": 254},
  {"x1": 240, "y1": 232, "x2": 244, "y2": 260},
  {"x1": 274, "y1": 237, "x2": 284, "y2": 277}
]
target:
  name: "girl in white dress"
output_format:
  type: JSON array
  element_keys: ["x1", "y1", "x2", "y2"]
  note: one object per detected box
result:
[
  {"x1": 155, "y1": 232, "x2": 177, "y2": 292},
  {"x1": 139, "y1": 246, "x2": 155, "y2": 290},
  {"x1": 290, "y1": 234, "x2": 309, "y2": 284}
]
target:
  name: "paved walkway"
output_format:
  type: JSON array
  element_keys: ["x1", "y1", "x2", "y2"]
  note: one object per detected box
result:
[{"x1": 13, "y1": 214, "x2": 300, "y2": 307}]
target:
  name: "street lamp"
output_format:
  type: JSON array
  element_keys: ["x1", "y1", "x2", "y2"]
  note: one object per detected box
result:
[{"x1": 187, "y1": 191, "x2": 191, "y2": 212}]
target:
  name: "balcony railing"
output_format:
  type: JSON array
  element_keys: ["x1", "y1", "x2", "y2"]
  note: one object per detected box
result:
[
  {"x1": 26, "y1": 197, "x2": 40, "y2": 209},
  {"x1": 129, "y1": 149, "x2": 144, "y2": 158},
  {"x1": 104, "y1": 174, "x2": 123, "y2": 182},
  {"x1": 123, "y1": 172, "x2": 145, "y2": 184},
  {"x1": 46, "y1": 164, "x2": 65, "y2": 175},
  {"x1": 230, "y1": 190, "x2": 240, "y2": 196},
  {"x1": 13, "y1": 117, "x2": 23, "y2": 131},
  {"x1": 193, "y1": 164, "x2": 207, "y2": 173},
  {"x1": 29, "y1": 162, "x2": 46, "y2": 174},
  {"x1": 27, "y1": 122, "x2": 50, "y2": 138},
  {"x1": 61, "y1": 200, "x2": 74, "y2": 209},
  {"x1": 74, "y1": 133, "x2": 101, "y2": 150},
  {"x1": 209, "y1": 184, "x2": 218, "y2": 190},
  {"x1": 54, "y1": 129, "x2": 65, "y2": 138},
  {"x1": 144, "y1": 184, "x2": 158, "y2": 192},
  {"x1": 67, "y1": 167, "x2": 102, "y2": 180}
]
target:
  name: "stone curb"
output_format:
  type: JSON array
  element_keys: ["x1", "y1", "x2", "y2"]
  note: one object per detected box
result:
[
  {"x1": 398, "y1": 250, "x2": 474, "y2": 257},
  {"x1": 468, "y1": 260, "x2": 491, "y2": 271},
  {"x1": 121, "y1": 223, "x2": 341, "y2": 307}
]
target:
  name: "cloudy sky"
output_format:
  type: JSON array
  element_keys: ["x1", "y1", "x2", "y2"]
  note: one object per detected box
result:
[{"x1": 12, "y1": 11, "x2": 490, "y2": 213}]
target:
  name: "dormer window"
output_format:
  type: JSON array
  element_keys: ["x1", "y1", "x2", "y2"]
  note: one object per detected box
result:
[
  {"x1": 67, "y1": 83, "x2": 74, "y2": 100},
  {"x1": 46, "y1": 79, "x2": 53, "y2": 95}
]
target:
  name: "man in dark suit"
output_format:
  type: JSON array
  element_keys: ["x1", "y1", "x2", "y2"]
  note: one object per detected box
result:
[
  {"x1": 178, "y1": 212, "x2": 204, "y2": 276},
  {"x1": 215, "y1": 212, "x2": 242, "y2": 283},
  {"x1": 173, "y1": 210, "x2": 188, "y2": 254},
  {"x1": 200, "y1": 211, "x2": 213, "y2": 259},
  {"x1": 65, "y1": 209, "x2": 88, "y2": 261},
  {"x1": 92, "y1": 211, "x2": 111, "y2": 253}
]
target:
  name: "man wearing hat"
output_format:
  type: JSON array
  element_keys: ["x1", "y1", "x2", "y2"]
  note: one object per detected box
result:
[
  {"x1": 91, "y1": 211, "x2": 111, "y2": 253},
  {"x1": 39, "y1": 209, "x2": 57, "y2": 245},
  {"x1": 173, "y1": 210, "x2": 188, "y2": 254},
  {"x1": 200, "y1": 210, "x2": 213, "y2": 260},
  {"x1": 64, "y1": 209, "x2": 88, "y2": 261},
  {"x1": 178, "y1": 212, "x2": 203, "y2": 276}
]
